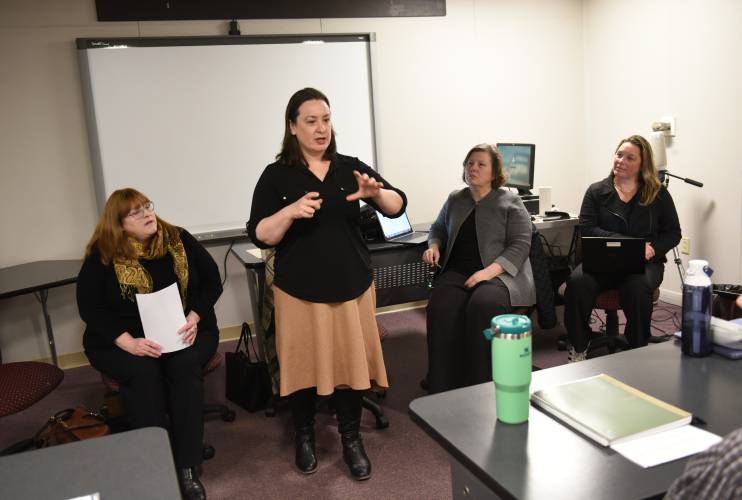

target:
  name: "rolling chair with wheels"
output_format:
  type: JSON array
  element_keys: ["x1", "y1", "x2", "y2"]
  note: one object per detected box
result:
[
  {"x1": 99, "y1": 351, "x2": 235, "y2": 460},
  {"x1": 556, "y1": 284, "x2": 661, "y2": 354}
]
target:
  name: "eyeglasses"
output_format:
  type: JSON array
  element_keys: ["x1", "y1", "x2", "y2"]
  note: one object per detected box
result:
[{"x1": 125, "y1": 201, "x2": 155, "y2": 220}]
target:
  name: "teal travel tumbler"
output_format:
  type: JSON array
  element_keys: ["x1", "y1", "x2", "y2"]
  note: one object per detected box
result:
[{"x1": 483, "y1": 314, "x2": 532, "y2": 424}]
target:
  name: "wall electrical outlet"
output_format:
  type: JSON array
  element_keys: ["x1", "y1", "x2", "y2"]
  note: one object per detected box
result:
[{"x1": 680, "y1": 236, "x2": 691, "y2": 255}]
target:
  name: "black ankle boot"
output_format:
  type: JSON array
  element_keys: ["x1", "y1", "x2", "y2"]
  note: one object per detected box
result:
[
  {"x1": 334, "y1": 389, "x2": 371, "y2": 480},
  {"x1": 341, "y1": 431, "x2": 371, "y2": 480},
  {"x1": 295, "y1": 425, "x2": 318, "y2": 474},
  {"x1": 177, "y1": 467, "x2": 206, "y2": 500}
]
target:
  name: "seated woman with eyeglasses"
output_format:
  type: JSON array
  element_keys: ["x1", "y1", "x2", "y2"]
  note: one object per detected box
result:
[
  {"x1": 76, "y1": 188, "x2": 222, "y2": 500},
  {"x1": 423, "y1": 144, "x2": 536, "y2": 394}
]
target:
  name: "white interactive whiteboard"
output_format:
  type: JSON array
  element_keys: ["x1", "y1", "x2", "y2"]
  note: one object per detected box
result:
[{"x1": 77, "y1": 34, "x2": 378, "y2": 238}]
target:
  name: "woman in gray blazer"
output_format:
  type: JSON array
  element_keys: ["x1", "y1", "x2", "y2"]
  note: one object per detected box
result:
[{"x1": 423, "y1": 144, "x2": 536, "y2": 394}]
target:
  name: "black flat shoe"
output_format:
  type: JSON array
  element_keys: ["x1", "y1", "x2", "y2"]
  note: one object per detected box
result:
[
  {"x1": 177, "y1": 467, "x2": 206, "y2": 500},
  {"x1": 342, "y1": 436, "x2": 371, "y2": 480},
  {"x1": 295, "y1": 427, "x2": 318, "y2": 474}
]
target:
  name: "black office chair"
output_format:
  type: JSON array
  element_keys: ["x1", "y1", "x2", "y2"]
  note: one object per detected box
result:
[
  {"x1": 99, "y1": 351, "x2": 235, "y2": 460},
  {"x1": 556, "y1": 282, "x2": 661, "y2": 354}
]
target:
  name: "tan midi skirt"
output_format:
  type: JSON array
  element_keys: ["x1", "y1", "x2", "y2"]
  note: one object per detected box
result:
[{"x1": 273, "y1": 284, "x2": 389, "y2": 397}]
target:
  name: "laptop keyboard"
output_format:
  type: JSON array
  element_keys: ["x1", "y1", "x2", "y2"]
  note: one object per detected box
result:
[{"x1": 394, "y1": 232, "x2": 424, "y2": 243}]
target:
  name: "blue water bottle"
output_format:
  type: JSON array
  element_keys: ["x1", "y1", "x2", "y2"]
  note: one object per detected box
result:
[{"x1": 681, "y1": 259, "x2": 713, "y2": 357}]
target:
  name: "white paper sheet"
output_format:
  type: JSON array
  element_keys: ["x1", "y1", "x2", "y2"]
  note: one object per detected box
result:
[
  {"x1": 135, "y1": 282, "x2": 188, "y2": 353},
  {"x1": 611, "y1": 425, "x2": 722, "y2": 468},
  {"x1": 246, "y1": 248, "x2": 262, "y2": 259}
]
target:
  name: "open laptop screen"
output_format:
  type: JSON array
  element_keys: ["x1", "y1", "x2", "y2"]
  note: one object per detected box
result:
[
  {"x1": 581, "y1": 237, "x2": 646, "y2": 274},
  {"x1": 376, "y1": 210, "x2": 413, "y2": 239}
]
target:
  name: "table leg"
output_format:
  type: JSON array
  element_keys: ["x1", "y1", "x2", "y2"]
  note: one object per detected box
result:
[
  {"x1": 243, "y1": 267, "x2": 266, "y2": 360},
  {"x1": 36, "y1": 290, "x2": 59, "y2": 366}
]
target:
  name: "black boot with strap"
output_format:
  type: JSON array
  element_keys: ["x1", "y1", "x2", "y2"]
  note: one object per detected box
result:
[{"x1": 334, "y1": 388, "x2": 371, "y2": 480}]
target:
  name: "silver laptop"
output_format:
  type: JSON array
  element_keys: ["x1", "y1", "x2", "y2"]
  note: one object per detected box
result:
[
  {"x1": 581, "y1": 237, "x2": 646, "y2": 274},
  {"x1": 376, "y1": 210, "x2": 429, "y2": 245}
]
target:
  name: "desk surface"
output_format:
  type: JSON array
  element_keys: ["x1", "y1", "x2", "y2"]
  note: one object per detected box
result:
[
  {"x1": 0, "y1": 427, "x2": 181, "y2": 499},
  {"x1": 409, "y1": 341, "x2": 742, "y2": 500},
  {"x1": 0, "y1": 259, "x2": 81, "y2": 299}
]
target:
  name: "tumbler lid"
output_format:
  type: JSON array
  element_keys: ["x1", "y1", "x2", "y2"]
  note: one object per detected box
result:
[{"x1": 491, "y1": 314, "x2": 531, "y2": 337}]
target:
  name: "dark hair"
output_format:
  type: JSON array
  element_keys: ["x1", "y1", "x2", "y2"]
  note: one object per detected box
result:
[
  {"x1": 461, "y1": 143, "x2": 506, "y2": 189},
  {"x1": 276, "y1": 87, "x2": 337, "y2": 167},
  {"x1": 612, "y1": 134, "x2": 661, "y2": 206}
]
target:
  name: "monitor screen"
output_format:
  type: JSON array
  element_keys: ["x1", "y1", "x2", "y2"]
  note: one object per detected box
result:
[{"x1": 497, "y1": 143, "x2": 535, "y2": 192}]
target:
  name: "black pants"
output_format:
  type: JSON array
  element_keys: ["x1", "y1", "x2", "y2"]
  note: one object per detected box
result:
[
  {"x1": 86, "y1": 330, "x2": 219, "y2": 468},
  {"x1": 289, "y1": 387, "x2": 363, "y2": 430},
  {"x1": 564, "y1": 263, "x2": 664, "y2": 352},
  {"x1": 426, "y1": 271, "x2": 512, "y2": 394}
]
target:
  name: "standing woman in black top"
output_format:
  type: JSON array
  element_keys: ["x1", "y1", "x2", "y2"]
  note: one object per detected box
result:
[
  {"x1": 564, "y1": 135, "x2": 681, "y2": 362},
  {"x1": 247, "y1": 88, "x2": 406, "y2": 480},
  {"x1": 77, "y1": 188, "x2": 222, "y2": 500}
]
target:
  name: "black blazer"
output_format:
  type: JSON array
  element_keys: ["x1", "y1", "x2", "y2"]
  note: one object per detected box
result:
[{"x1": 578, "y1": 176, "x2": 681, "y2": 264}]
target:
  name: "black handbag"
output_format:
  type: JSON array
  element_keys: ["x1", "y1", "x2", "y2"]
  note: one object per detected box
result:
[{"x1": 225, "y1": 322, "x2": 273, "y2": 412}]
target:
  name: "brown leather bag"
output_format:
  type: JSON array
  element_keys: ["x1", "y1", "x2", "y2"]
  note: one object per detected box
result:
[{"x1": 35, "y1": 407, "x2": 110, "y2": 447}]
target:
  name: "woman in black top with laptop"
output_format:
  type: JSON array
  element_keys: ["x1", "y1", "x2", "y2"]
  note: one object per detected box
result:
[
  {"x1": 564, "y1": 135, "x2": 681, "y2": 362},
  {"x1": 247, "y1": 88, "x2": 405, "y2": 480}
]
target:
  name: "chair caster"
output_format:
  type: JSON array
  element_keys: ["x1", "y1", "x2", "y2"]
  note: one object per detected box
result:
[
  {"x1": 221, "y1": 409, "x2": 236, "y2": 422},
  {"x1": 203, "y1": 444, "x2": 215, "y2": 460},
  {"x1": 374, "y1": 414, "x2": 390, "y2": 430},
  {"x1": 264, "y1": 395, "x2": 277, "y2": 417}
]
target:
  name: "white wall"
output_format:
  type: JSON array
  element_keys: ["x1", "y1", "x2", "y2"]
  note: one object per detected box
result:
[
  {"x1": 11, "y1": 0, "x2": 741, "y2": 363},
  {"x1": 583, "y1": 0, "x2": 742, "y2": 303}
]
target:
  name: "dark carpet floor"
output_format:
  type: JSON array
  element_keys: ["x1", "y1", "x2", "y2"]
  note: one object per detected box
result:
[{"x1": 0, "y1": 302, "x2": 681, "y2": 499}]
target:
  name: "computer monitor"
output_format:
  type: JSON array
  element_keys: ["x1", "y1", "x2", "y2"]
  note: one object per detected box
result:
[{"x1": 497, "y1": 143, "x2": 535, "y2": 195}]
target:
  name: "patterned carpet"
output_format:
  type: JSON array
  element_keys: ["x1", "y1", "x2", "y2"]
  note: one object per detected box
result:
[{"x1": 0, "y1": 301, "x2": 682, "y2": 499}]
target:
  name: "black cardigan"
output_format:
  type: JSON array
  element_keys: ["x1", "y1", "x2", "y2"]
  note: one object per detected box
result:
[
  {"x1": 77, "y1": 229, "x2": 222, "y2": 351},
  {"x1": 578, "y1": 176, "x2": 681, "y2": 264}
]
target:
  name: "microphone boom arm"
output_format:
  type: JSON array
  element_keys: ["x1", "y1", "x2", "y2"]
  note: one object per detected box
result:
[{"x1": 659, "y1": 170, "x2": 704, "y2": 188}]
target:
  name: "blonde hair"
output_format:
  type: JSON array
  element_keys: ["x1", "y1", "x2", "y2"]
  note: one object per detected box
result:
[
  {"x1": 84, "y1": 188, "x2": 178, "y2": 264},
  {"x1": 613, "y1": 135, "x2": 662, "y2": 206}
]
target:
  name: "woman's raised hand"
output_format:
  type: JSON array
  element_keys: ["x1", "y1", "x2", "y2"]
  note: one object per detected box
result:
[
  {"x1": 346, "y1": 170, "x2": 384, "y2": 201},
  {"x1": 291, "y1": 192, "x2": 323, "y2": 219}
]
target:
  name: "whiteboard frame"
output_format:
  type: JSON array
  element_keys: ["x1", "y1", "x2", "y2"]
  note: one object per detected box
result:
[{"x1": 77, "y1": 33, "x2": 380, "y2": 240}]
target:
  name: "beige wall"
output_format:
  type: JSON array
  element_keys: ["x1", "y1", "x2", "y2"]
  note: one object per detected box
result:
[
  {"x1": 11, "y1": 0, "x2": 739, "y2": 363},
  {"x1": 583, "y1": 0, "x2": 742, "y2": 302}
]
